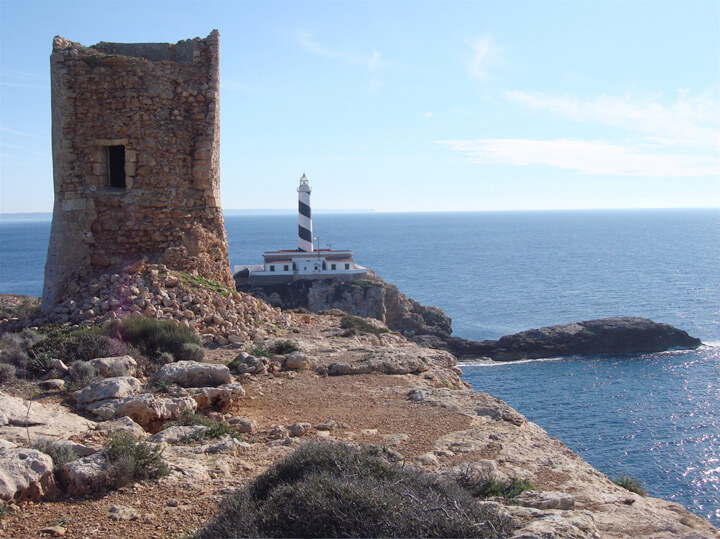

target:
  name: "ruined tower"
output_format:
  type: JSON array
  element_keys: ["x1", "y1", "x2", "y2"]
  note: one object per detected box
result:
[{"x1": 43, "y1": 31, "x2": 233, "y2": 311}]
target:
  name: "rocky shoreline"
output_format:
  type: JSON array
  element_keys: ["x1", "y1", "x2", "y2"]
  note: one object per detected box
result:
[
  {"x1": 0, "y1": 274, "x2": 716, "y2": 538},
  {"x1": 238, "y1": 273, "x2": 703, "y2": 360}
]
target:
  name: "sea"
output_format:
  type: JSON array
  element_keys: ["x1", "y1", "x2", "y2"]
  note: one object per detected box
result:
[{"x1": 1, "y1": 208, "x2": 718, "y2": 524}]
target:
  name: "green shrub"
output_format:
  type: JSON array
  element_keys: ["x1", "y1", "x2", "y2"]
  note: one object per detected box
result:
[
  {"x1": 0, "y1": 363, "x2": 16, "y2": 383},
  {"x1": 249, "y1": 345, "x2": 270, "y2": 358},
  {"x1": 195, "y1": 442, "x2": 512, "y2": 539},
  {"x1": 457, "y1": 466, "x2": 534, "y2": 500},
  {"x1": 612, "y1": 473, "x2": 646, "y2": 496},
  {"x1": 339, "y1": 315, "x2": 389, "y2": 336},
  {"x1": 158, "y1": 352, "x2": 174, "y2": 364},
  {"x1": 33, "y1": 438, "x2": 79, "y2": 467},
  {"x1": 267, "y1": 340, "x2": 301, "y2": 355},
  {"x1": 172, "y1": 410, "x2": 240, "y2": 441},
  {"x1": 105, "y1": 317, "x2": 199, "y2": 360},
  {"x1": 28, "y1": 331, "x2": 134, "y2": 366},
  {"x1": 0, "y1": 346, "x2": 29, "y2": 370},
  {"x1": 176, "y1": 342, "x2": 205, "y2": 362},
  {"x1": 68, "y1": 361, "x2": 98, "y2": 388},
  {"x1": 103, "y1": 432, "x2": 169, "y2": 489}
]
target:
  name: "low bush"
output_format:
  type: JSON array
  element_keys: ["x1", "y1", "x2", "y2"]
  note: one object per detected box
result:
[
  {"x1": 103, "y1": 432, "x2": 169, "y2": 489},
  {"x1": 28, "y1": 330, "x2": 134, "y2": 367},
  {"x1": 249, "y1": 345, "x2": 270, "y2": 358},
  {"x1": 68, "y1": 361, "x2": 98, "y2": 389},
  {"x1": 339, "y1": 314, "x2": 389, "y2": 336},
  {"x1": 0, "y1": 363, "x2": 16, "y2": 384},
  {"x1": 33, "y1": 438, "x2": 79, "y2": 467},
  {"x1": 195, "y1": 442, "x2": 513, "y2": 538},
  {"x1": 172, "y1": 410, "x2": 240, "y2": 441},
  {"x1": 0, "y1": 346, "x2": 29, "y2": 370},
  {"x1": 267, "y1": 340, "x2": 301, "y2": 355},
  {"x1": 612, "y1": 473, "x2": 646, "y2": 496},
  {"x1": 105, "y1": 317, "x2": 199, "y2": 361},
  {"x1": 457, "y1": 466, "x2": 534, "y2": 500},
  {"x1": 176, "y1": 342, "x2": 205, "y2": 362}
]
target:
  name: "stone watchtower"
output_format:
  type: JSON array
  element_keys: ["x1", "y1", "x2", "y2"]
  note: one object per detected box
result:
[{"x1": 42, "y1": 31, "x2": 233, "y2": 311}]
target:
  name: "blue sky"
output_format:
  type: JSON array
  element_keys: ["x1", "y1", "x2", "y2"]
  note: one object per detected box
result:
[{"x1": 1, "y1": 0, "x2": 718, "y2": 213}]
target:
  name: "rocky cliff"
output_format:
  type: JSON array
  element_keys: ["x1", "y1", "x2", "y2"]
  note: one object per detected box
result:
[{"x1": 236, "y1": 270, "x2": 453, "y2": 339}]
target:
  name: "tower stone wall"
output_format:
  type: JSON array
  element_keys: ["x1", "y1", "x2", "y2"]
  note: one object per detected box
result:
[{"x1": 43, "y1": 31, "x2": 233, "y2": 311}]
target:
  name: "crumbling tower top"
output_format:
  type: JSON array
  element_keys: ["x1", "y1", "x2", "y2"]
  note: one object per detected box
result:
[{"x1": 43, "y1": 30, "x2": 233, "y2": 312}]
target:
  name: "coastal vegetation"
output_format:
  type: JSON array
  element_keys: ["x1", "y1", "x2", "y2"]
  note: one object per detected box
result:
[
  {"x1": 612, "y1": 473, "x2": 647, "y2": 496},
  {"x1": 195, "y1": 441, "x2": 512, "y2": 538},
  {"x1": 105, "y1": 317, "x2": 201, "y2": 362},
  {"x1": 102, "y1": 432, "x2": 169, "y2": 489}
]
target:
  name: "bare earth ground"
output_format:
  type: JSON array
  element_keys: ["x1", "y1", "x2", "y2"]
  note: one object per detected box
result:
[{"x1": 1, "y1": 306, "x2": 718, "y2": 538}]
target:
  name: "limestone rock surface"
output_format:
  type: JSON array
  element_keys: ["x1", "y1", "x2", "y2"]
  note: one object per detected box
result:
[
  {"x1": 151, "y1": 360, "x2": 231, "y2": 387},
  {"x1": 75, "y1": 376, "x2": 143, "y2": 405},
  {"x1": 88, "y1": 355, "x2": 137, "y2": 377},
  {"x1": 0, "y1": 447, "x2": 58, "y2": 501},
  {"x1": 0, "y1": 392, "x2": 94, "y2": 443}
]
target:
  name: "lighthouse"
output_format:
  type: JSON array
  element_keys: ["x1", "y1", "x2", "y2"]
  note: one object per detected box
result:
[
  {"x1": 297, "y1": 173, "x2": 313, "y2": 252},
  {"x1": 234, "y1": 173, "x2": 367, "y2": 284}
]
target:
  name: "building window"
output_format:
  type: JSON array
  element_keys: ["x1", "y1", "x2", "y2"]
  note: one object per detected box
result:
[
  {"x1": 293, "y1": 263, "x2": 297, "y2": 270},
  {"x1": 304, "y1": 266, "x2": 307, "y2": 270},
  {"x1": 107, "y1": 145, "x2": 126, "y2": 189},
  {"x1": 331, "y1": 263, "x2": 336, "y2": 270},
  {"x1": 284, "y1": 265, "x2": 289, "y2": 271},
  {"x1": 269, "y1": 265, "x2": 275, "y2": 272},
  {"x1": 345, "y1": 263, "x2": 350, "y2": 270}
]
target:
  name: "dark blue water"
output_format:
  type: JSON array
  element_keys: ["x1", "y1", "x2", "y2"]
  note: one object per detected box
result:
[{"x1": 1, "y1": 209, "x2": 719, "y2": 523}]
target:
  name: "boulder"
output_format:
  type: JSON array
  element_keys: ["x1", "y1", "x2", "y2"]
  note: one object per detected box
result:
[
  {"x1": 39, "y1": 379, "x2": 66, "y2": 391},
  {"x1": 284, "y1": 351, "x2": 311, "y2": 370},
  {"x1": 115, "y1": 394, "x2": 197, "y2": 427},
  {"x1": 231, "y1": 355, "x2": 266, "y2": 375},
  {"x1": 147, "y1": 425, "x2": 207, "y2": 444},
  {"x1": 288, "y1": 423, "x2": 312, "y2": 437},
  {"x1": 204, "y1": 437, "x2": 251, "y2": 454},
  {"x1": 88, "y1": 355, "x2": 137, "y2": 378},
  {"x1": 190, "y1": 384, "x2": 245, "y2": 410},
  {"x1": 151, "y1": 361, "x2": 231, "y2": 387},
  {"x1": 75, "y1": 376, "x2": 143, "y2": 405},
  {"x1": 95, "y1": 416, "x2": 146, "y2": 437},
  {"x1": 0, "y1": 447, "x2": 58, "y2": 501},
  {"x1": 57, "y1": 454, "x2": 108, "y2": 496},
  {"x1": 228, "y1": 416, "x2": 256, "y2": 433}
]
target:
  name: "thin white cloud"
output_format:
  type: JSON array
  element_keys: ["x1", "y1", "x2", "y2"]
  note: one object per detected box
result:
[
  {"x1": 436, "y1": 138, "x2": 720, "y2": 177},
  {"x1": 505, "y1": 90, "x2": 720, "y2": 148},
  {"x1": 467, "y1": 35, "x2": 500, "y2": 79},
  {"x1": 0, "y1": 126, "x2": 47, "y2": 139},
  {"x1": 296, "y1": 32, "x2": 375, "y2": 68}
]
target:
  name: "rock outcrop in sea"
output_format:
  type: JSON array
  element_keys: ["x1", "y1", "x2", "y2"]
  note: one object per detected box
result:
[
  {"x1": 237, "y1": 274, "x2": 702, "y2": 360},
  {"x1": 442, "y1": 316, "x2": 702, "y2": 360}
]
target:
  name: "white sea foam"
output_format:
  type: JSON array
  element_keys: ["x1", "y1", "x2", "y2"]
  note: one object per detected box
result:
[{"x1": 458, "y1": 356, "x2": 566, "y2": 367}]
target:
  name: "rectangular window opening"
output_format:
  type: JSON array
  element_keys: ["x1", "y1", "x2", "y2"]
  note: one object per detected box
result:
[
  {"x1": 269, "y1": 265, "x2": 275, "y2": 272},
  {"x1": 284, "y1": 265, "x2": 289, "y2": 271},
  {"x1": 107, "y1": 145, "x2": 126, "y2": 189},
  {"x1": 345, "y1": 263, "x2": 350, "y2": 270},
  {"x1": 331, "y1": 263, "x2": 336, "y2": 270}
]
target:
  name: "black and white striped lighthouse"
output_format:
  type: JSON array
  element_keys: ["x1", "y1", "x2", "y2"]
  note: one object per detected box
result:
[{"x1": 297, "y1": 173, "x2": 313, "y2": 252}]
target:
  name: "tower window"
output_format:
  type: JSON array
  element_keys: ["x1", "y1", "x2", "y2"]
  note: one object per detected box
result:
[
  {"x1": 345, "y1": 263, "x2": 350, "y2": 270},
  {"x1": 107, "y1": 145, "x2": 126, "y2": 189}
]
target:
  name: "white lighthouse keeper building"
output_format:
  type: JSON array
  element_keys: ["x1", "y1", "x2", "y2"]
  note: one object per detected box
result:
[{"x1": 234, "y1": 174, "x2": 367, "y2": 284}]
